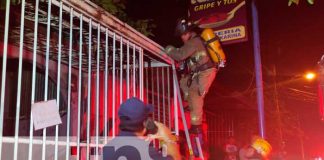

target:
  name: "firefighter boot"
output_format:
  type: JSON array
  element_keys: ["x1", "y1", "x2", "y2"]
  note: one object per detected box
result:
[{"x1": 189, "y1": 125, "x2": 203, "y2": 158}]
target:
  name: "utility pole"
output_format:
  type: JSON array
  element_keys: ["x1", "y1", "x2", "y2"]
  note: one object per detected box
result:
[
  {"x1": 273, "y1": 65, "x2": 286, "y2": 158},
  {"x1": 252, "y1": 0, "x2": 266, "y2": 138}
]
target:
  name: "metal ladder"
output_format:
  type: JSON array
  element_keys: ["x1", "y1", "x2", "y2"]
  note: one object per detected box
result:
[{"x1": 171, "y1": 62, "x2": 204, "y2": 160}]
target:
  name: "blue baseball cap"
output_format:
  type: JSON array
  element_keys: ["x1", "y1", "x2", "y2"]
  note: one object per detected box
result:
[{"x1": 118, "y1": 97, "x2": 154, "y2": 129}]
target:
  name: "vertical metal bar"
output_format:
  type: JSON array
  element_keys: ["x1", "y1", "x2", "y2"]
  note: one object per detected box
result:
[
  {"x1": 120, "y1": 37, "x2": 123, "y2": 103},
  {"x1": 76, "y1": 14, "x2": 83, "y2": 160},
  {"x1": 126, "y1": 41, "x2": 130, "y2": 99},
  {"x1": 195, "y1": 137, "x2": 204, "y2": 160},
  {"x1": 162, "y1": 67, "x2": 166, "y2": 124},
  {"x1": 141, "y1": 50, "x2": 144, "y2": 100},
  {"x1": 157, "y1": 68, "x2": 160, "y2": 122},
  {"x1": 112, "y1": 33, "x2": 116, "y2": 137},
  {"x1": 116, "y1": 69, "x2": 119, "y2": 100},
  {"x1": 42, "y1": 1, "x2": 52, "y2": 159},
  {"x1": 167, "y1": 67, "x2": 171, "y2": 128},
  {"x1": 149, "y1": 66, "x2": 155, "y2": 151},
  {"x1": 54, "y1": 2, "x2": 63, "y2": 159},
  {"x1": 130, "y1": 51, "x2": 133, "y2": 98},
  {"x1": 151, "y1": 67, "x2": 155, "y2": 121},
  {"x1": 252, "y1": 0, "x2": 265, "y2": 138},
  {"x1": 138, "y1": 50, "x2": 141, "y2": 99},
  {"x1": 66, "y1": 7, "x2": 73, "y2": 160},
  {"x1": 145, "y1": 63, "x2": 149, "y2": 103},
  {"x1": 138, "y1": 48, "x2": 141, "y2": 100},
  {"x1": 86, "y1": 19, "x2": 92, "y2": 160},
  {"x1": 137, "y1": 55, "x2": 140, "y2": 99},
  {"x1": 139, "y1": 49, "x2": 141, "y2": 99},
  {"x1": 29, "y1": 0, "x2": 40, "y2": 159},
  {"x1": 95, "y1": 24, "x2": 100, "y2": 160},
  {"x1": 139, "y1": 48, "x2": 144, "y2": 100},
  {"x1": 13, "y1": 0, "x2": 26, "y2": 159},
  {"x1": 173, "y1": 67, "x2": 178, "y2": 135},
  {"x1": 104, "y1": 28, "x2": 109, "y2": 142},
  {"x1": 172, "y1": 63, "x2": 193, "y2": 155},
  {"x1": 0, "y1": 0, "x2": 10, "y2": 155},
  {"x1": 132, "y1": 44, "x2": 136, "y2": 97}
]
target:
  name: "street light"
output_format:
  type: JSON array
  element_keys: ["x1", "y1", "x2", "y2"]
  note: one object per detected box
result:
[{"x1": 304, "y1": 72, "x2": 316, "y2": 81}]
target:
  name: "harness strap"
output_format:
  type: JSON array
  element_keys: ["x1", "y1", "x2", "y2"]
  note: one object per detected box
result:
[
  {"x1": 187, "y1": 61, "x2": 216, "y2": 87},
  {"x1": 205, "y1": 36, "x2": 219, "y2": 45}
]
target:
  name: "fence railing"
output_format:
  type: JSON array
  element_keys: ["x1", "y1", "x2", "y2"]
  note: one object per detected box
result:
[{"x1": 0, "y1": 0, "x2": 188, "y2": 159}]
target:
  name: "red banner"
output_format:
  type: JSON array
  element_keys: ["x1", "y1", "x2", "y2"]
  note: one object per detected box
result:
[{"x1": 189, "y1": 0, "x2": 248, "y2": 45}]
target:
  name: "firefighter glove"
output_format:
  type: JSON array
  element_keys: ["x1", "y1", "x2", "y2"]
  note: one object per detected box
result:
[{"x1": 164, "y1": 45, "x2": 176, "y2": 54}]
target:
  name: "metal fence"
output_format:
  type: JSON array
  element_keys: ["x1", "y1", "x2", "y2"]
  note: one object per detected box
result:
[
  {"x1": 206, "y1": 111, "x2": 235, "y2": 147},
  {"x1": 0, "y1": 0, "x2": 186, "y2": 159}
]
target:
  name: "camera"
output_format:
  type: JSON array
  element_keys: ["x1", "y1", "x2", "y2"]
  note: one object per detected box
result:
[{"x1": 145, "y1": 118, "x2": 158, "y2": 134}]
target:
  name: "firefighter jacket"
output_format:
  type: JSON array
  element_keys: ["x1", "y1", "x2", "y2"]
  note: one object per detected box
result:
[
  {"x1": 166, "y1": 33, "x2": 212, "y2": 73},
  {"x1": 165, "y1": 32, "x2": 218, "y2": 126}
]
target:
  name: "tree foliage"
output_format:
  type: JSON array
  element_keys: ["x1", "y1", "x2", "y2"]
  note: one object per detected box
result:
[
  {"x1": 93, "y1": 0, "x2": 156, "y2": 37},
  {"x1": 288, "y1": 0, "x2": 314, "y2": 6}
]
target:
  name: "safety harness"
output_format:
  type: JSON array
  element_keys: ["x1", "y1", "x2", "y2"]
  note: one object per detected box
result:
[{"x1": 185, "y1": 37, "x2": 217, "y2": 87}]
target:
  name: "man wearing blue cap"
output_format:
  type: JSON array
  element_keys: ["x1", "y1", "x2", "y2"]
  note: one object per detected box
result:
[{"x1": 103, "y1": 97, "x2": 181, "y2": 160}]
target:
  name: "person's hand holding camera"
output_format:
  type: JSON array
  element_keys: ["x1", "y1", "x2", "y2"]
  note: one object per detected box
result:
[
  {"x1": 153, "y1": 121, "x2": 181, "y2": 160},
  {"x1": 153, "y1": 121, "x2": 176, "y2": 142}
]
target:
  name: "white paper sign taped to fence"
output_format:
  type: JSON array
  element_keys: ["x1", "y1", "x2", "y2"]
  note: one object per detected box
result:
[{"x1": 31, "y1": 99, "x2": 62, "y2": 130}]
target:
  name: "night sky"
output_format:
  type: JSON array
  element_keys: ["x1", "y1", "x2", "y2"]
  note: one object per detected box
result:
[
  {"x1": 126, "y1": 0, "x2": 189, "y2": 46},
  {"x1": 126, "y1": 0, "x2": 324, "y2": 97},
  {"x1": 126, "y1": 0, "x2": 324, "y2": 157}
]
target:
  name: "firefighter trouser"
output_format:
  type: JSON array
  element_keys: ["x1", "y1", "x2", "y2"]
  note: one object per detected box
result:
[{"x1": 179, "y1": 67, "x2": 217, "y2": 125}]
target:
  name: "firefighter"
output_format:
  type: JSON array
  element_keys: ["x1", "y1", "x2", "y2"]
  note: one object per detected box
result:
[
  {"x1": 165, "y1": 18, "x2": 218, "y2": 157},
  {"x1": 239, "y1": 135, "x2": 272, "y2": 160}
]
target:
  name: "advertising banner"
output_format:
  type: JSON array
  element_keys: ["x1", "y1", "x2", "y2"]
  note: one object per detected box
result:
[{"x1": 189, "y1": 0, "x2": 248, "y2": 45}]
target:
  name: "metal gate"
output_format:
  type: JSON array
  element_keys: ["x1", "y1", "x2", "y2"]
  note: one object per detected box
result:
[{"x1": 0, "y1": 0, "x2": 186, "y2": 159}]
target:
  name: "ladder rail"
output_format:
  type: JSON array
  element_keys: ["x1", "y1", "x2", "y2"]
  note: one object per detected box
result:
[{"x1": 171, "y1": 62, "x2": 194, "y2": 157}]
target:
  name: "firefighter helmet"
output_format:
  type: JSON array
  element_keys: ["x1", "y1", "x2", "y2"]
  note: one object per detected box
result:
[
  {"x1": 251, "y1": 137, "x2": 272, "y2": 157},
  {"x1": 174, "y1": 19, "x2": 196, "y2": 36}
]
